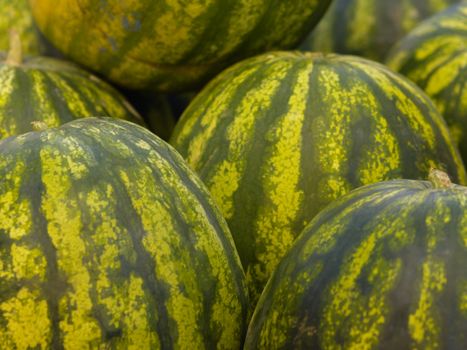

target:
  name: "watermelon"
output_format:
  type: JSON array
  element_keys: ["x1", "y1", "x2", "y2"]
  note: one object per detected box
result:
[
  {"x1": 386, "y1": 2, "x2": 467, "y2": 162},
  {"x1": 0, "y1": 33, "x2": 142, "y2": 139},
  {"x1": 245, "y1": 170, "x2": 467, "y2": 349},
  {"x1": 0, "y1": 117, "x2": 248, "y2": 349},
  {"x1": 170, "y1": 51, "x2": 467, "y2": 303},
  {"x1": 29, "y1": 0, "x2": 332, "y2": 92},
  {"x1": 300, "y1": 0, "x2": 461, "y2": 61}
]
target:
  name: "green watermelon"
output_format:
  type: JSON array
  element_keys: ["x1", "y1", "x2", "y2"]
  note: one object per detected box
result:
[
  {"x1": 245, "y1": 170, "x2": 467, "y2": 349},
  {"x1": 0, "y1": 117, "x2": 248, "y2": 349},
  {"x1": 387, "y1": 2, "x2": 467, "y2": 162},
  {"x1": 170, "y1": 51, "x2": 467, "y2": 304},
  {"x1": 29, "y1": 0, "x2": 332, "y2": 92},
  {"x1": 300, "y1": 0, "x2": 460, "y2": 61},
  {"x1": 0, "y1": 34, "x2": 142, "y2": 139}
]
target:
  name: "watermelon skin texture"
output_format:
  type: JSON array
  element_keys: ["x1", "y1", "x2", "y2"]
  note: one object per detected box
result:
[
  {"x1": 387, "y1": 3, "x2": 467, "y2": 162},
  {"x1": 0, "y1": 118, "x2": 248, "y2": 349},
  {"x1": 0, "y1": 55, "x2": 142, "y2": 139},
  {"x1": 245, "y1": 178, "x2": 467, "y2": 349},
  {"x1": 300, "y1": 0, "x2": 460, "y2": 62},
  {"x1": 170, "y1": 52, "x2": 467, "y2": 304},
  {"x1": 29, "y1": 0, "x2": 332, "y2": 92}
]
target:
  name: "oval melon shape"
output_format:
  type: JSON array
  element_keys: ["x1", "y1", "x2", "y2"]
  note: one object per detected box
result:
[
  {"x1": 170, "y1": 51, "x2": 467, "y2": 304},
  {"x1": 300, "y1": 0, "x2": 461, "y2": 61},
  {"x1": 0, "y1": 118, "x2": 248, "y2": 349},
  {"x1": 29, "y1": 0, "x2": 332, "y2": 92},
  {"x1": 387, "y1": 2, "x2": 467, "y2": 162},
  {"x1": 245, "y1": 173, "x2": 467, "y2": 349},
  {"x1": 0, "y1": 53, "x2": 142, "y2": 139}
]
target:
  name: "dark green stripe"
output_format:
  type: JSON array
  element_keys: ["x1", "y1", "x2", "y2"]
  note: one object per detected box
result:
[
  {"x1": 192, "y1": 59, "x2": 276, "y2": 175},
  {"x1": 3, "y1": 68, "x2": 30, "y2": 136},
  {"x1": 436, "y1": 193, "x2": 467, "y2": 348},
  {"x1": 229, "y1": 57, "x2": 304, "y2": 284},
  {"x1": 173, "y1": 0, "x2": 238, "y2": 64},
  {"x1": 378, "y1": 192, "x2": 431, "y2": 348},
  {"x1": 6, "y1": 132, "x2": 64, "y2": 349},
  {"x1": 98, "y1": 1, "x2": 158, "y2": 76},
  {"x1": 39, "y1": 71, "x2": 77, "y2": 123},
  {"x1": 165, "y1": 144, "x2": 249, "y2": 344},
  {"x1": 74, "y1": 127, "x2": 173, "y2": 347},
  {"x1": 292, "y1": 189, "x2": 415, "y2": 348},
  {"x1": 353, "y1": 63, "x2": 437, "y2": 180}
]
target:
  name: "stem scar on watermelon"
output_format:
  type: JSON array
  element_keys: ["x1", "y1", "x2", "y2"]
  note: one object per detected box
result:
[
  {"x1": 30, "y1": 120, "x2": 49, "y2": 131},
  {"x1": 428, "y1": 168, "x2": 453, "y2": 189}
]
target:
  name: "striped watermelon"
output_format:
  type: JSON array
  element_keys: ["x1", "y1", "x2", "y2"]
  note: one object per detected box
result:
[
  {"x1": 170, "y1": 52, "x2": 467, "y2": 303},
  {"x1": 0, "y1": 37, "x2": 142, "y2": 139},
  {"x1": 245, "y1": 170, "x2": 467, "y2": 349},
  {"x1": 387, "y1": 2, "x2": 467, "y2": 162},
  {"x1": 29, "y1": 0, "x2": 332, "y2": 92},
  {"x1": 0, "y1": 118, "x2": 248, "y2": 349},
  {"x1": 301, "y1": 0, "x2": 461, "y2": 61}
]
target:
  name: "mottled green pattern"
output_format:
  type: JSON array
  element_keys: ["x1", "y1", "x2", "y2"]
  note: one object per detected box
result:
[
  {"x1": 0, "y1": 0, "x2": 42, "y2": 56},
  {"x1": 245, "y1": 179, "x2": 467, "y2": 349},
  {"x1": 387, "y1": 2, "x2": 467, "y2": 162},
  {"x1": 301, "y1": 0, "x2": 460, "y2": 61},
  {"x1": 0, "y1": 55, "x2": 142, "y2": 139},
  {"x1": 30, "y1": 0, "x2": 331, "y2": 92},
  {"x1": 0, "y1": 118, "x2": 248, "y2": 349},
  {"x1": 170, "y1": 52, "x2": 467, "y2": 304}
]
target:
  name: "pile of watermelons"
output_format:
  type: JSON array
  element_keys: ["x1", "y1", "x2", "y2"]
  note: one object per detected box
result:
[{"x1": 0, "y1": 1, "x2": 466, "y2": 349}]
